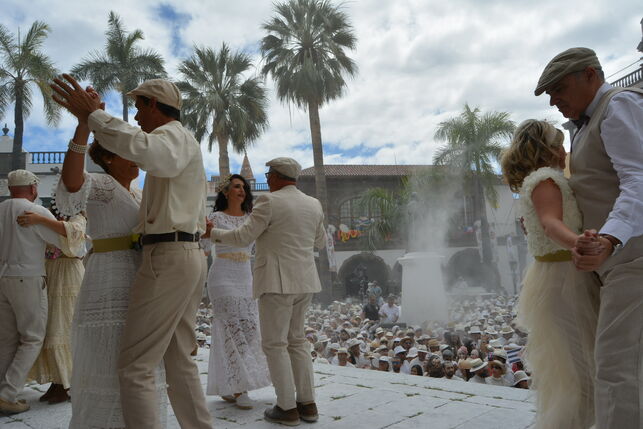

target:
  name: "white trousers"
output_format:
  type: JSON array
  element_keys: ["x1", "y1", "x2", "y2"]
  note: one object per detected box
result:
[
  {"x1": 594, "y1": 256, "x2": 643, "y2": 429},
  {"x1": 0, "y1": 276, "x2": 47, "y2": 402},
  {"x1": 259, "y1": 293, "x2": 315, "y2": 410}
]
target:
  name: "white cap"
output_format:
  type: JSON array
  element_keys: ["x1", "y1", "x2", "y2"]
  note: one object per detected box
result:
[
  {"x1": 266, "y1": 157, "x2": 302, "y2": 180},
  {"x1": 394, "y1": 346, "x2": 406, "y2": 355},
  {"x1": 127, "y1": 79, "x2": 182, "y2": 110},
  {"x1": 8, "y1": 169, "x2": 39, "y2": 187},
  {"x1": 407, "y1": 347, "x2": 418, "y2": 358},
  {"x1": 513, "y1": 370, "x2": 530, "y2": 385}
]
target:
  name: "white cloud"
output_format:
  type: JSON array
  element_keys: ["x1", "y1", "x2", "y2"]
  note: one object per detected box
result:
[{"x1": 1, "y1": 0, "x2": 641, "y2": 177}]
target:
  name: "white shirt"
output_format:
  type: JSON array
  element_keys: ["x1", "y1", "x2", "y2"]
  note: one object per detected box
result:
[
  {"x1": 89, "y1": 110, "x2": 207, "y2": 235},
  {"x1": 574, "y1": 83, "x2": 643, "y2": 245},
  {"x1": 486, "y1": 376, "x2": 510, "y2": 387},
  {"x1": 0, "y1": 198, "x2": 62, "y2": 277},
  {"x1": 379, "y1": 303, "x2": 400, "y2": 323},
  {"x1": 443, "y1": 375, "x2": 464, "y2": 381}
]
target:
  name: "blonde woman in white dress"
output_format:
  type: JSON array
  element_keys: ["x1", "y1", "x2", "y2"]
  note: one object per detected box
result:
[
  {"x1": 55, "y1": 91, "x2": 168, "y2": 429},
  {"x1": 501, "y1": 119, "x2": 600, "y2": 429},
  {"x1": 206, "y1": 174, "x2": 271, "y2": 409}
]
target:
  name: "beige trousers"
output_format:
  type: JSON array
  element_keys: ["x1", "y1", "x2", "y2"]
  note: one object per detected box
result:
[
  {"x1": 0, "y1": 276, "x2": 47, "y2": 402},
  {"x1": 117, "y1": 242, "x2": 211, "y2": 429},
  {"x1": 259, "y1": 293, "x2": 315, "y2": 411},
  {"x1": 594, "y1": 256, "x2": 643, "y2": 429}
]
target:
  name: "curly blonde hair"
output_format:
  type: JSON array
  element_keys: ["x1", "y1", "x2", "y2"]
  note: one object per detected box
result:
[{"x1": 500, "y1": 120, "x2": 564, "y2": 193}]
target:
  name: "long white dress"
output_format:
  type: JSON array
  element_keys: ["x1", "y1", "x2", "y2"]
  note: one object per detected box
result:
[
  {"x1": 516, "y1": 167, "x2": 599, "y2": 429},
  {"x1": 56, "y1": 173, "x2": 168, "y2": 429},
  {"x1": 206, "y1": 211, "x2": 271, "y2": 396}
]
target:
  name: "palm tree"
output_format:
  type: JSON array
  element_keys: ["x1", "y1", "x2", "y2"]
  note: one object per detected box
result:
[
  {"x1": 0, "y1": 21, "x2": 60, "y2": 170},
  {"x1": 260, "y1": 0, "x2": 358, "y2": 219},
  {"x1": 433, "y1": 104, "x2": 515, "y2": 265},
  {"x1": 72, "y1": 11, "x2": 166, "y2": 122},
  {"x1": 177, "y1": 44, "x2": 268, "y2": 177}
]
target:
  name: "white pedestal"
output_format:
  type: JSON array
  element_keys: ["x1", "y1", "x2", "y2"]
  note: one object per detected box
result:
[{"x1": 398, "y1": 252, "x2": 448, "y2": 325}]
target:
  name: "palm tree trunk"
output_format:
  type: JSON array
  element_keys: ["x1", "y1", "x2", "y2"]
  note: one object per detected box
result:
[
  {"x1": 307, "y1": 101, "x2": 331, "y2": 289},
  {"x1": 217, "y1": 134, "x2": 230, "y2": 177},
  {"x1": 122, "y1": 91, "x2": 129, "y2": 122},
  {"x1": 474, "y1": 173, "x2": 492, "y2": 264},
  {"x1": 11, "y1": 84, "x2": 25, "y2": 171}
]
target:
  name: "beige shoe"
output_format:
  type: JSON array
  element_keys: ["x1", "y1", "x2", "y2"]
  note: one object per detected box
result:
[
  {"x1": 0, "y1": 397, "x2": 30, "y2": 415},
  {"x1": 235, "y1": 392, "x2": 252, "y2": 410}
]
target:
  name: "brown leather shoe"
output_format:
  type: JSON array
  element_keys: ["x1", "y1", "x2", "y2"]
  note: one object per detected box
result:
[
  {"x1": 264, "y1": 405, "x2": 300, "y2": 426},
  {"x1": 296, "y1": 402, "x2": 319, "y2": 423}
]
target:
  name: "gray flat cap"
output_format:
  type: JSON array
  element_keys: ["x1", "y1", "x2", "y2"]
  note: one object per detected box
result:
[
  {"x1": 534, "y1": 47, "x2": 602, "y2": 96},
  {"x1": 266, "y1": 157, "x2": 302, "y2": 180}
]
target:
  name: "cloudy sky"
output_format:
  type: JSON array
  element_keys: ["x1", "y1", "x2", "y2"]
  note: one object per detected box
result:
[{"x1": 2, "y1": 0, "x2": 641, "y2": 181}]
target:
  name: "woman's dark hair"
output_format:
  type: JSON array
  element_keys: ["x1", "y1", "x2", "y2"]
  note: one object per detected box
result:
[
  {"x1": 411, "y1": 365, "x2": 423, "y2": 376},
  {"x1": 88, "y1": 140, "x2": 115, "y2": 173},
  {"x1": 139, "y1": 95, "x2": 181, "y2": 121},
  {"x1": 214, "y1": 174, "x2": 253, "y2": 213}
]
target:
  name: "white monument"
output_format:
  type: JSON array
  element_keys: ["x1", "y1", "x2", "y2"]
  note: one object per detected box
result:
[{"x1": 398, "y1": 251, "x2": 448, "y2": 325}]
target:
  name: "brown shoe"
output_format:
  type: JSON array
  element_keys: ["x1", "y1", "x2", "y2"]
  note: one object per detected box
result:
[
  {"x1": 0, "y1": 397, "x2": 30, "y2": 415},
  {"x1": 296, "y1": 402, "x2": 319, "y2": 423},
  {"x1": 264, "y1": 405, "x2": 300, "y2": 426}
]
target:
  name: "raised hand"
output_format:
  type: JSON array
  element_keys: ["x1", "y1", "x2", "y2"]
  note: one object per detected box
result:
[{"x1": 50, "y1": 74, "x2": 101, "y2": 123}]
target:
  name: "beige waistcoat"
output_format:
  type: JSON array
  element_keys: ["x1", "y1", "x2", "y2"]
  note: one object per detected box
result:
[{"x1": 569, "y1": 87, "x2": 643, "y2": 275}]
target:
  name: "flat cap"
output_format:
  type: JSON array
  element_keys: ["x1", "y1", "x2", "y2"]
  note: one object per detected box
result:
[
  {"x1": 127, "y1": 79, "x2": 182, "y2": 110},
  {"x1": 8, "y1": 169, "x2": 39, "y2": 187},
  {"x1": 266, "y1": 157, "x2": 302, "y2": 180},
  {"x1": 535, "y1": 47, "x2": 602, "y2": 96}
]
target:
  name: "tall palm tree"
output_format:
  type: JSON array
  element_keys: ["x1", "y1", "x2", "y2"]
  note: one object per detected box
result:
[
  {"x1": 72, "y1": 11, "x2": 166, "y2": 122},
  {"x1": 260, "y1": 0, "x2": 357, "y2": 219},
  {"x1": 0, "y1": 21, "x2": 60, "y2": 170},
  {"x1": 177, "y1": 44, "x2": 268, "y2": 177},
  {"x1": 433, "y1": 104, "x2": 515, "y2": 265}
]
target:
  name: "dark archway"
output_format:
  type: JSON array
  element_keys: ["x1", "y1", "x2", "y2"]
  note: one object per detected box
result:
[
  {"x1": 338, "y1": 252, "x2": 391, "y2": 298},
  {"x1": 444, "y1": 248, "x2": 503, "y2": 294}
]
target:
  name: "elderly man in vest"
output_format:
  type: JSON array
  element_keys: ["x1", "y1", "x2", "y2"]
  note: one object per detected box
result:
[
  {"x1": 209, "y1": 157, "x2": 326, "y2": 426},
  {"x1": 0, "y1": 170, "x2": 66, "y2": 414},
  {"x1": 535, "y1": 47, "x2": 643, "y2": 429}
]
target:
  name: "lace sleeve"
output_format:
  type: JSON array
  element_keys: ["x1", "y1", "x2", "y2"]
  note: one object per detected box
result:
[
  {"x1": 59, "y1": 214, "x2": 87, "y2": 258},
  {"x1": 55, "y1": 172, "x2": 116, "y2": 217}
]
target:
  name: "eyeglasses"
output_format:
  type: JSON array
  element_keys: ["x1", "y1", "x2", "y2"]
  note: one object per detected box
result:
[{"x1": 264, "y1": 172, "x2": 271, "y2": 180}]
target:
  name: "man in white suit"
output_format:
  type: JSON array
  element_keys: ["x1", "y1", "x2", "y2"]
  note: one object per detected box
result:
[{"x1": 210, "y1": 157, "x2": 326, "y2": 426}]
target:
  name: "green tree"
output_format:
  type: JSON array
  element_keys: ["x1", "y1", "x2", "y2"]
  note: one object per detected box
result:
[
  {"x1": 261, "y1": 0, "x2": 357, "y2": 219},
  {"x1": 177, "y1": 44, "x2": 268, "y2": 177},
  {"x1": 72, "y1": 11, "x2": 166, "y2": 122},
  {"x1": 0, "y1": 21, "x2": 60, "y2": 170},
  {"x1": 261, "y1": 0, "x2": 357, "y2": 288},
  {"x1": 433, "y1": 104, "x2": 515, "y2": 265}
]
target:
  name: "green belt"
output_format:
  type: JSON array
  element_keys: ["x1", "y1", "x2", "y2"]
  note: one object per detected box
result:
[
  {"x1": 92, "y1": 234, "x2": 141, "y2": 253},
  {"x1": 534, "y1": 250, "x2": 572, "y2": 262}
]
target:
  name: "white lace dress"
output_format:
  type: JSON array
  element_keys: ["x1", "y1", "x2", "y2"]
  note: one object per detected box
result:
[
  {"x1": 516, "y1": 167, "x2": 599, "y2": 429},
  {"x1": 206, "y1": 211, "x2": 271, "y2": 396},
  {"x1": 56, "y1": 173, "x2": 168, "y2": 429}
]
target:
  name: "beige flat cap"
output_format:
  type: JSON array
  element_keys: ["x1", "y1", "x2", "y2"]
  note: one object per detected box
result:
[
  {"x1": 535, "y1": 47, "x2": 602, "y2": 96},
  {"x1": 266, "y1": 157, "x2": 302, "y2": 180},
  {"x1": 8, "y1": 169, "x2": 39, "y2": 187},
  {"x1": 127, "y1": 79, "x2": 182, "y2": 110}
]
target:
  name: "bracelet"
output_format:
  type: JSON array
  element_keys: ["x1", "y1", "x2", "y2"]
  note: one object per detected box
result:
[{"x1": 68, "y1": 139, "x2": 88, "y2": 154}]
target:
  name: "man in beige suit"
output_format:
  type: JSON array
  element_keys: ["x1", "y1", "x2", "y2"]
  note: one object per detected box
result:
[
  {"x1": 210, "y1": 157, "x2": 326, "y2": 426},
  {"x1": 536, "y1": 48, "x2": 643, "y2": 429}
]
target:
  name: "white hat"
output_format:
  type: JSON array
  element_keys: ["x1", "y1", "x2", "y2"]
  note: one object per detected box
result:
[
  {"x1": 127, "y1": 79, "x2": 182, "y2": 110},
  {"x1": 347, "y1": 338, "x2": 361, "y2": 349},
  {"x1": 407, "y1": 347, "x2": 418, "y2": 358},
  {"x1": 489, "y1": 339, "x2": 503, "y2": 349},
  {"x1": 266, "y1": 157, "x2": 302, "y2": 180},
  {"x1": 329, "y1": 343, "x2": 340, "y2": 350},
  {"x1": 513, "y1": 370, "x2": 530, "y2": 385},
  {"x1": 500, "y1": 325, "x2": 515, "y2": 334},
  {"x1": 375, "y1": 327, "x2": 384, "y2": 334},
  {"x1": 439, "y1": 344, "x2": 449, "y2": 352},
  {"x1": 470, "y1": 358, "x2": 488, "y2": 372},
  {"x1": 8, "y1": 169, "x2": 39, "y2": 187},
  {"x1": 492, "y1": 349, "x2": 508, "y2": 360},
  {"x1": 469, "y1": 326, "x2": 482, "y2": 335},
  {"x1": 417, "y1": 345, "x2": 428, "y2": 353},
  {"x1": 393, "y1": 346, "x2": 406, "y2": 355},
  {"x1": 319, "y1": 335, "x2": 329, "y2": 343},
  {"x1": 379, "y1": 355, "x2": 390, "y2": 363},
  {"x1": 337, "y1": 348, "x2": 348, "y2": 355}
]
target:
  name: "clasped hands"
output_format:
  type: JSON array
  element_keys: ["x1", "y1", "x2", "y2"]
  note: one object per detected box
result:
[
  {"x1": 572, "y1": 229, "x2": 613, "y2": 271},
  {"x1": 50, "y1": 74, "x2": 103, "y2": 123}
]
